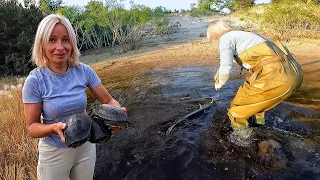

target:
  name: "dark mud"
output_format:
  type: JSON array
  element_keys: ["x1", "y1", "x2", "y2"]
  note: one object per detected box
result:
[{"x1": 93, "y1": 66, "x2": 320, "y2": 180}]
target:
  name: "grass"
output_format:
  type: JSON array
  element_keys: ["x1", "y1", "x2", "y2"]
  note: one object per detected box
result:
[
  {"x1": 0, "y1": 76, "x2": 132, "y2": 180},
  {"x1": 0, "y1": 72, "x2": 134, "y2": 179},
  {"x1": 0, "y1": 89, "x2": 38, "y2": 180},
  {"x1": 232, "y1": 2, "x2": 320, "y2": 40}
]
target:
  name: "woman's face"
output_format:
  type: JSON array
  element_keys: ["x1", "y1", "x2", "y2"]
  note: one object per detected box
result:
[{"x1": 44, "y1": 23, "x2": 72, "y2": 66}]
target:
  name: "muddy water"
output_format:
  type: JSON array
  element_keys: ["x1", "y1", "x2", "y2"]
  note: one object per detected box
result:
[{"x1": 93, "y1": 66, "x2": 320, "y2": 180}]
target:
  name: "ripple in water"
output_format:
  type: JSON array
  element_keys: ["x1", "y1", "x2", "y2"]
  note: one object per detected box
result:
[{"x1": 94, "y1": 66, "x2": 320, "y2": 180}]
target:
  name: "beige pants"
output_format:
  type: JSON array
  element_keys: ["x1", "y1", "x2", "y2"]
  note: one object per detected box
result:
[{"x1": 37, "y1": 140, "x2": 96, "y2": 180}]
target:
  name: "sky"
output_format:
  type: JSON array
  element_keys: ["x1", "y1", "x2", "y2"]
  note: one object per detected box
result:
[{"x1": 63, "y1": 0, "x2": 272, "y2": 10}]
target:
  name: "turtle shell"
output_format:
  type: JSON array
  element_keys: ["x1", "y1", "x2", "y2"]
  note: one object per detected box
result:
[
  {"x1": 92, "y1": 104, "x2": 128, "y2": 127},
  {"x1": 64, "y1": 112, "x2": 93, "y2": 148},
  {"x1": 89, "y1": 119, "x2": 112, "y2": 143}
]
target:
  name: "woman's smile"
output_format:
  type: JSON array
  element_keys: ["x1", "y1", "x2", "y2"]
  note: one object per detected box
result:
[{"x1": 44, "y1": 23, "x2": 72, "y2": 67}]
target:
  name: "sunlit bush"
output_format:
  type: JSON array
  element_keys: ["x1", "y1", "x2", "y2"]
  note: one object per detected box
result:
[{"x1": 232, "y1": 2, "x2": 320, "y2": 40}]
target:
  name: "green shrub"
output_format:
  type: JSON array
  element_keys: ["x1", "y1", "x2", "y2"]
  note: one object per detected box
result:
[
  {"x1": 261, "y1": 2, "x2": 320, "y2": 39},
  {"x1": 232, "y1": 2, "x2": 320, "y2": 39},
  {"x1": 0, "y1": 0, "x2": 43, "y2": 76}
]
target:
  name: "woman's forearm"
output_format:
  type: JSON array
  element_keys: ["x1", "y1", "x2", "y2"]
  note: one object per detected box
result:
[
  {"x1": 27, "y1": 122, "x2": 62, "y2": 138},
  {"x1": 106, "y1": 98, "x2": 121, "y2": 108}
]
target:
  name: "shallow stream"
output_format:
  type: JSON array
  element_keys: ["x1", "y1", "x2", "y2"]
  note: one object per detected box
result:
[{"x1": 93, "y1": 66, "x2": 320, "y2": 180}]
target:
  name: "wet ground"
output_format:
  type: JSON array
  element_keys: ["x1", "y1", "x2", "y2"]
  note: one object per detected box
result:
[{"x1": 92, "y1": 66, "x2": 320, "y2": 180}]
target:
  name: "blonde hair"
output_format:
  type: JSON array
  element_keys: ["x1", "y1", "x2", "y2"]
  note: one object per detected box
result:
[
  {"x1": 32, "y1": 14, "x2": 80, "y2": 67},
  {"x1": 207, "y1": 20, "x2": 234, "y2": 40}
]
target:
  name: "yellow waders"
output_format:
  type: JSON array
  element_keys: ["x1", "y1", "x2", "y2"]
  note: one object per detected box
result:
[{"x1": 228, "y1": 41, "x2": 303, "y2": 127}]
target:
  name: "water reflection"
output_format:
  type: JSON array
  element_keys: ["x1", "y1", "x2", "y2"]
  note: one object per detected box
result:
[{"x1": 94, "y1": 66, "x2": 320, "y2": 180}]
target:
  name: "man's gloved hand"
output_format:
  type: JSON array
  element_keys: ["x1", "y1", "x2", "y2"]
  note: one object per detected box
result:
[
  {"x1": 214, "y1": 69, "x2": 227, "y2": 91},
  {"x1": 214, "y1": 70, "x2": 219, "y2": 82},
  {"x1": 215, "y1": 82, "x2": 224, "y2": 91}
]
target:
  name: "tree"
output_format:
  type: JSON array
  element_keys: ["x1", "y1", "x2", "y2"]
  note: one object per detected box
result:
[
  {"x1": 83, "y1": 0, "x2": 109, "y2": 48},
  {"x1": 210, "y1": 0, "x2": 233, "y2": 12},
  {"x1": 192, "y1": 0, "x2": 233, "y2": 14},
  {"x1": 40, "y1": 0, "x2": 64, "y2": 14},
  {"x1": 0, "y1": 0, "x2": 43, "y2": 75},
  {"x1": 198, "y1": 0, "x2": 213, "y2": 12},
  {"x1": 116, "y1": 5, "x2": 155, "y2": 51},
  {"x1": 270, "y1": 0, "x2": 318, "y2": 3},
  {"x1": 231, "y1": 0, "x2": 255, "y2": 11},
  {"x1": 57, "y1": 6, "x2": 89, "y2": 50}
]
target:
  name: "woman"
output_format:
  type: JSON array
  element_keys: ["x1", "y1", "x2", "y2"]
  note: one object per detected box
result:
[
  {"x1": 207, "y1": 20, "x2": 303, "y2": 145},
  {"x1": 22, "y1": 14, "x2": 126, "y2": 180}
]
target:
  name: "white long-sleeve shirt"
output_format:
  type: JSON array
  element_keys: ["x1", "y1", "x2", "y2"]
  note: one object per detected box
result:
[{"x1": 218, "y1": 30, "x2": 269, "y2": 85}]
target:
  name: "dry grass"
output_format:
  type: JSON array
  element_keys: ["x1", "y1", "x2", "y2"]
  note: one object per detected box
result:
[
  {"x1": 0, "y1": 89, "x2": 38, "y2": 180},
  {"x1": 232, "y1": 2, "x2": 320, "y2": 40}
]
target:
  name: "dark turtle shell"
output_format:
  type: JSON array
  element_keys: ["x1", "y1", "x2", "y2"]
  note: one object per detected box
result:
[
  {"x1": 92, "y1": 104, "x2": 128, "y2": 127},
  {"x1": 89, "y1": 119, "x2": 113, "y2": 143},
  {"x1": 64, "y1": 112, "x2": 93, "y2": 148}
]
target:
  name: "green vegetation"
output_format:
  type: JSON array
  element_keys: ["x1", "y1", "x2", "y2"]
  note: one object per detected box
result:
[
  {"x1": 0, "y1": 0, "x2": 43, "y2": 76},
  {"x1": 189, "y1": 0, "x2": 255, "y2": 16},
  {"x1": 0, "y1": 0, "x2": 172, "y2": 76},
  {"x1": 233, "y1": 1, "x2": 320, "y2": 40},
  {"x1": 1, "y1": 0, "x2": 319, "y2": 76}
]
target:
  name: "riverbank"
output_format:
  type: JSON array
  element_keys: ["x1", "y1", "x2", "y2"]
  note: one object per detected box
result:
[{"x1": 82, "y1": 15, "x2": 320, "y2": 110}]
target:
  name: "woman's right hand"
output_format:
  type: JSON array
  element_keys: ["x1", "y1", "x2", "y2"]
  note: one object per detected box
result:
[{"x1": 52, "y1": 122, "x2": 67, "y2": 142}]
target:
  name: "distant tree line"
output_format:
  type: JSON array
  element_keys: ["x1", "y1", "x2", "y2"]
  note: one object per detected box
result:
[
  {"x1": 190, "y1": 0, "x2": 319, "y2": 15},
  {"x1": 190, "y1": 0, "x2": 255, "y2": 15},
  {"x1": 0, "y1": 0, "x2": 43, "y2": 75},
  {"x1": 1, "y1": 0, "x2": 319, "y2": 76},
  {"x1": 0, "y1": 0, "x2": 172, "y2": 76},
  {"x1": 272, "y1": 0, "x2": 320, "y2": 3}
]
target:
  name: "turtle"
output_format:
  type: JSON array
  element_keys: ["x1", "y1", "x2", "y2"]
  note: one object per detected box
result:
[
  {"x1": 166, "y1": 97, "x2": 214, "y2": 135},
  {"x1": 63, "y1": 112, "x2": 93, "y2": 148},
  {"x1": 91, "y1": 104, "x2": 129, "y2": 132},
  {"x1": 89, "y1": 119, "x2": 113, "y2": 143}
]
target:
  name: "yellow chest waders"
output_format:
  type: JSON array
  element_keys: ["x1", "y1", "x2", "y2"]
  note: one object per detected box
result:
[{"x1": 228, "y1": 41, "x2": 303, "y2": 128}]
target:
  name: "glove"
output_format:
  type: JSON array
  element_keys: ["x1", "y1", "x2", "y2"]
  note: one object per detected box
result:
[
  {"x1": 214, "y1": 69, "x2": 229, "y2": 91},
  {"x1": 215, "y1": 82, "x2": 224, "y2": 91},
  {"x1": 214, "y1": 70, "x2": 219, "y2": 82}
]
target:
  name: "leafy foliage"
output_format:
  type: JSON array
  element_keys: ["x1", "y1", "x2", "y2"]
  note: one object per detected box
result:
[
  {"x1": 261, "y1": 2, "x2": 320, "y2": 39},
  {"x1": 233, "y1": 1, "x2": 320, "y2": 39},
  {"x1": 40, "y1": 0, "x2": 63, "y2": 15},
  {"x1": 190, "y1": 0, "x2": 254, "y2": 15},
  {"x1": 0, "y1": 0, "x2": 173, "y2": 75},
  {"x1": 57, "y1": 0, "x2": 171, "y2": 52},
  {"x1": 231, "y1": 0, "x2": 254, "y2": 11},
  {"x1": 272, "y1": 0, "x2": 320, "y2": 4},
  {"x1": 153, "y1": 6, "x2": 173, "y2": 14},
  {"x1": 190, "y1": 0, "x2": 218, "y2": 16},
  {"x1": 0, "y1": 0, "x2": 43, "y2": 75},
  {"x1": 2, "y1": 0, "x2": 320, "y2": 76}
]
